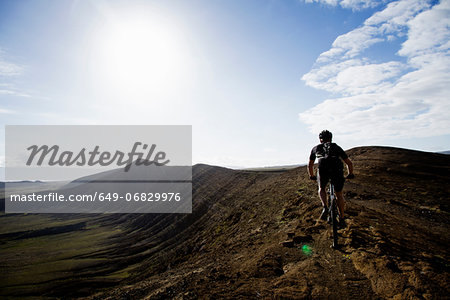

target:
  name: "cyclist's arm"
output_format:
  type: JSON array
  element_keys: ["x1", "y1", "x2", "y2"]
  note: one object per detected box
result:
[
  {"x1": 308, "y1": 159, "x2": 315, "y2": 177},
  {"x1": 343, "y1": 158, "x2": 354, "y2": 175}
]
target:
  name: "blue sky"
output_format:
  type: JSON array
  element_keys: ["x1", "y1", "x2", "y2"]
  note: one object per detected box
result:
[{"x1": 1, "y1": 0, "x2": 449, "y2": 171}]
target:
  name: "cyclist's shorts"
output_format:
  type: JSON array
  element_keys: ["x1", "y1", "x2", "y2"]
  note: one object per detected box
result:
[{"x1": 317, "y1": 168, "x2": 345, "y2": 192}]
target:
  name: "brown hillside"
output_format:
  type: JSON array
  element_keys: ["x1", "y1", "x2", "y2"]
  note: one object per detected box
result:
[
  {"x1": 0, "y1": 146, "x2": 449, "y2": 299},
  {"x1": 89, "y1": 146, "x2": 450, "y2": 299}
]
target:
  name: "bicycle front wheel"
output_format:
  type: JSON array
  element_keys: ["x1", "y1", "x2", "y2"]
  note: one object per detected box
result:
[{"x1": 331, "y1": 200, "x2": 338, "y2": 248}]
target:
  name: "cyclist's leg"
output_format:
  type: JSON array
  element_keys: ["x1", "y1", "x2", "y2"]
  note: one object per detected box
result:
[
  {"x1": 319, "y1": 187, "x2": 327, "y2": 207},
  {"x1": 335, "y1": 191, "x2": 345, "y2": 219},
  {"x1": 317, "y1": 169, "x2": 329, "y2": 208},
  {"x1": 332, "y1": 174, "x2": 345, "y2": 219}
]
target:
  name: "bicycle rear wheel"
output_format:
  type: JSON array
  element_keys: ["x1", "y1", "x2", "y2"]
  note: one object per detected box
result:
[
  {"x1": 331, "y1": 200, "x2": 338, "y2": 248},
  {"x1": 329, "y1": 184, "x2": 338, "y2": 248}
]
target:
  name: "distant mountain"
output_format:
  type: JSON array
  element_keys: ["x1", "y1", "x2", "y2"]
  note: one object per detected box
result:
[
  {"x1": 438, "y1": 150, "x2": 450, "y2": 154},
  {"x1": 242, "y1": 163, "x2": 304, "y2": 171},
  {"x1": 0, "y1": 146, "x2": 449, "y2": 299}
]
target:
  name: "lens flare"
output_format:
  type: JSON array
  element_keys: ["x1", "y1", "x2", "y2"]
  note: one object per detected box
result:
[{"x1": 301, "y1": 244, "x2": 313, "y2": 256}]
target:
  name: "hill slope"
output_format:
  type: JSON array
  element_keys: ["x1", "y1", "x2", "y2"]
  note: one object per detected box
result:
[{"x1": 1, "y1": 146, "x2": 449, "y2": 299}]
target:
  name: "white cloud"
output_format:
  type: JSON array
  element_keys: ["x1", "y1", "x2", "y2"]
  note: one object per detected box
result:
[
  {"x1": 340, "y1": 0, "x2": 382, "y2": 9},
  {"x1": 0, "y1": 60, "x2": 22, "y2": 76},
  {"x1": 0, "y1": 108, "x2": 15, "y2": 114},
  {"x1": 399, "y1": 0, "x2": 450, "y2": 57},
  {"x1": 365, "y1": 0, "x2": 430, "y2": 28},
  {"x1": 318, "y1": 26, "x2": 383, "y2": 61},
  {"x1": 0, "y1": 48, "x2": 22, "y2": 77},
  {"x1": 300, "y1": 0, "x2": 450, "y2": 142},
  {"x1": 305, "y1": 0, "x2": 339, "y2": 7},
  {"x1": 0, "y1": 89, "x2": 32, "y2": 98},
  {"x1": 302, "y1": 58, "x2": 365, "y2": 92},
  {"x1": 335, "y1": 61, "x2": 406, "y2": 94},
  {"x1": 303, "y1": 0, "x2": 382, "y2": 10},
  {"x1": 0, "y1": 48, "x2": 31, "y2": 99}
]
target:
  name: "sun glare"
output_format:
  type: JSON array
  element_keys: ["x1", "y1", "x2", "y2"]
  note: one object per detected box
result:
[{"x1": 90, "y1": 14, "x2": 187, "y2": 99}]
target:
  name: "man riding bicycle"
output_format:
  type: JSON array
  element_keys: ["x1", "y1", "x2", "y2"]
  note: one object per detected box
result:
[{"x1": 308, "y1": 130, "x2": 354, "y2": 227}]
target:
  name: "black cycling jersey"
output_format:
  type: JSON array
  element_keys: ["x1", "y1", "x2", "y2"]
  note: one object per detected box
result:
[
  {"x1": 309, "y1": 142, "x2": 348, "y2": 171},
  {"x1": 310, "y1": 142, "x2": 348, "y2": 192}
]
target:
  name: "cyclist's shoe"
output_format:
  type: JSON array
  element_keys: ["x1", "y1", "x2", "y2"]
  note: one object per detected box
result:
[{"x1": 320, "y1": 207, "x2": 328, "y2": 221}]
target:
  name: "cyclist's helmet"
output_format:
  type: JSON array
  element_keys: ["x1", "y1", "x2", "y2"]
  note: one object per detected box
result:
[{"x1": 319, "y1": 130, "x2": 332, "y2": 141}]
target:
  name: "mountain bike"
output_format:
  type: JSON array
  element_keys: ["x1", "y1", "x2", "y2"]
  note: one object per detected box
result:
[{"x1": 327, "y1": 182, "x2": 339, "y2": 249}]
